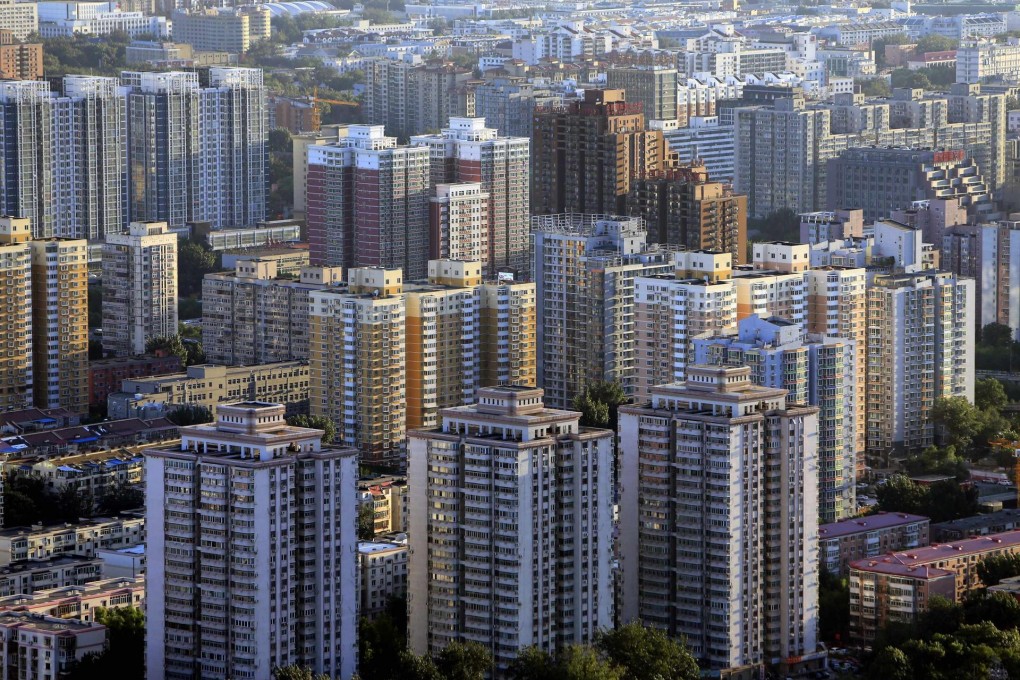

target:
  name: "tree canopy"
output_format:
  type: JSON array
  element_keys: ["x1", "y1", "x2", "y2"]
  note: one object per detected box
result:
[
  {"x1": 875, "y1": 475, "x2": 978, "y2": 523},
  {"x1": 286, "y1": 414, "x2": 337, "y2": 444},
  {"x1": 572, "y1": 380, "x2": 628, "y2": 430}
]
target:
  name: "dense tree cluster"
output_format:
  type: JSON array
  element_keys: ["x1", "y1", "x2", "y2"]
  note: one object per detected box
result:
[
  {"x1": 38, "y1": 31, "x2": 133, "y2": 76},
  {"x1": 865, "y1": 595, "x2": 1020, "y2": 680},
  {"x1": 68, "y1": 607, "x2": 145, "y2": 679},
  {"x1": 572, "y1": 380, "x2": 628, "y2": 430},
  {"x1": 874, "y1": 475, "x2": 978, "y2": 523},
  {"x1": 3, "y1": 474, "x2": 145, "y2": 528},
  {"x1": 286, "y1": 414, "x2": 337, "y2": 444}
]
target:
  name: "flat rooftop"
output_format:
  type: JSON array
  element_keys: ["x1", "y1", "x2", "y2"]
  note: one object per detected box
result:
[
  {"x1": 854, "y1": 529, "x2": 1020, "y2": 569},
  {"x1": 820, "y1": 512, "x2": 928, "y2": 540}
]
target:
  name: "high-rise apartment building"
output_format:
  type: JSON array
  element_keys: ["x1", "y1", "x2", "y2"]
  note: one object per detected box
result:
[
  {"x1": 0, "y1": 77, "x2": 127, "y2": 241},
  {"x1": 0, "y1": 81, "x2": 53, "y2": 238},
  {"x1": 144, "y1": 402, "x2": 359, "y2": 680},
  {"x1": 363, "y1": 58, "x2": 473, "y2": 140},
  {"x1": 627, "y1": 165, "x2": 748, "y2": 263},
  {"x1": 633, "y1": 250, "x2": 737, "y2": 402},
  {"x1": 479, "y1": 278, "x2": 537, "y2": 388},
  {"x1": 0, "y1": 0, "x2": 38, "y2": 40},
  {"x1": 305, "y1": 125, "x2": 431, "y2": 278},
  {"x1": 619, "y1": 366, "x2": 820, "y2": 674},
  {"x1": 694, "y1": 316, "x2": 857, "y2": 522},
  {"x1": 309, "y1": 268, "x2": 406, "y2": 466},
  {"x1": 942, "y1": 220, "x2": 1020, "y2": 338},
  {"x1": 0, "y1": 217, "x2": 33, "y2": 413},
  {"x1": 428, "y1": 183, "x2": 489, "y2": 264},
  {"x1": 472, "y1": 76, "x2": 561, "y2": 139},
  {"x1": 866, "y1": 271, "x2": 974, "y2": 455},
  {"x1": 805, "y1": 267, "x2": 868, "y2": 461},
  {"x1": 604, "y1": 65, "x2": 678, "y2": 121},
  {"x1": 733, "y1": 269, "x2": 807, "y2": 325},
  {"x1": 404, "y1": 260, "x2": 481, "y2": 431},
  {"x1": 171, "y1": 6, "x2": 271, "y2": 53},
  {"x1": 0, "y1": 30, "x2": 42, "y2": 80},
  {"x1": 412, "y1": 117, "x2": 532, "y2": 276},
  {"x1": 532, "y1": 214, "x2": 674, "y2": 408},
  {"x1": 123, "y1": 68, "x2": 266, "y2": 230},
  {"x1": 202, "y1": 260, "x2": 344, "y2": 366},
  {"x1": 30, "y1": 238, "x2": 88, "y2": 414},
  {"x1": 735, "y1": 86, "x2": 1006, "y2": 217},
  {"x1": 56, "y1": 76, "x2": 128, "y2": 241},
  {"x1": 826, "y1": 147, "x2": 991, "y2": 223},
  {"x1": 532, "y1": 89, "x2": 676, "y2": 216},
  {"x1": 408, "y1": 386, "x2": 615, "y2": 674},
  {"x1": 101, "y1": 221, "x2": 178, "y2": 358}
]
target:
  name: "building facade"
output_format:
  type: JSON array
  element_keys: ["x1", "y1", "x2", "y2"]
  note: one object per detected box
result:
[
  {"x1": 101, "y1": 221, "x2": 178, "y2": 358},
  {"x1": 144, "y1": 402, "x2": 359, "y2": 680},
  {"x1": 408, "y1": 386, "x2": 615, "y2": 674},
  {"x1": 619, "y1": 366, "x2": 820, "y2": 675}
]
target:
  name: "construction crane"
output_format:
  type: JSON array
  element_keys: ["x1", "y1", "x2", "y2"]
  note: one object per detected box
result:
[{"x1": 309, "y1": 86, "x2": 359, "y2": 130}]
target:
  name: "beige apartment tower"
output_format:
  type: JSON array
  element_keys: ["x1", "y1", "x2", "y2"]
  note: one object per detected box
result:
[
  {"x1": 30, "y1": 238, "x2": 88, "y2": 414},
  {"x1": 101, "y1": 221, "x2": 178, "y2": 357},
  {"x1": 404, "y1": 260, "x2": 481, "y2": 431},
  {"x1": 309, "y1": 268, "x2": 406, "y2": 467},
  {"x1": 0, "y1": 217, "x2": 32, "y2": 412},
  {"x1": 479, "y1": 278, "x2": 536, "y2": 388}
]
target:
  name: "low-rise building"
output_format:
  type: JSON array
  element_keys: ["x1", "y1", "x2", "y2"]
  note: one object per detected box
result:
[
  {"x1": 89, "y1": 355, "x2": 182, "y2": 409},
  {"x1": 930, "y1": 509, "x2": 1020, "y2": 542},
  {"x1": 358, "y1": 476, "x2": 408, "y2": 535},
  {"x1": 220, "y1": 244, "x2": 311, "y2": 276},
  {"x1": 358, "y1": 538, "x2": 408, "y2": 619},
  {"x1": 0, "y1": 576, "x2": 144, "y2": 622},
  {"x1": 193, "y1": 219, "x2": 302, "y2": 251},
  {"x1": 819, "y1": 512, "x2": 930, "y2": 576},
  {"x1": 3, "y1": 448, "x2": 144, "y2": 495},
  {"x1": 96, "y1": 544, "x2": 144, "y2": 579},
  {"x1": 849, "y1": 559, "x2": 955, "y2": 643},
  {"x1": 0, "y1": 516, "x2": 144, "y2": 565},
  {"x1": 110, "y1": 362, "x2": 311, "y2": 420},
  {"x1": 0, "y1": 556, "x2": 103, "y2": 596},
  {"x1": 0, "y1": 29, "x2": 42, "y2": 79},
  {"x1": 849, "y1": 530, "x2": 1020, "y2": 640},
  {"x1": 0, "y1": 612, "x2": 107, "y2": 679}
]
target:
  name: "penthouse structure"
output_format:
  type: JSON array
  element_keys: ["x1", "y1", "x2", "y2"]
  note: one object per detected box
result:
[
  {"x1": 619, "y1": 367, "x2": 820, "y2": 675},
  {"x1": 144, "y1": 402, "x2": 359, "y2": 680},
  {"x1": 408, "y1": 386, "x2": 615, "y2": 673}
]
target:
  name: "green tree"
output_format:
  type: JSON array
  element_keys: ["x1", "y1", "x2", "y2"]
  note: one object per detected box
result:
[
  {"x1": 857, "y1": 78, "x2": 892, "y2": 98},
  {"x1": 983, "y1": 323, "x2": 1015, "y2": 347},
  {"x1": 978, "y1": 553, "x2": 1020, "y2": 587},
  {"x1": 2, "y1": 485, "x2": 40, "y2": 527},
  {"x1": 930, "y1": 396, "x2": 985, "y2": 450},
  {"x1": 557, "y1": 645, "x2": 623, "y2": 680},
  {"x1": 915, "y1": 35, "x2": 959, "y2": 53},
  {"x1": 97, "y1": 482, "x2": 144, "y2": 514},
  {"x1": 508, "y1": 647, "x2": 558, "y2": 680},
  {"x1": 286, "y1": 414, "x2": 337, "y2": 444},
  {"x1": 572, "y1": 380, "x2": 628, "y2": 430},
  {"x1": 866, "y1": 646, "x2": 912, "y2": 680},
  {"x1": 56, "y1": 485, "x2": 95, "y2": 522},
  {"x1": 271, "y1": 666, "x2": 331, "y2": 680},
  {"x1": 359, "y1": 597, "x2": 408, "y2": 680},
  {"x1": 167, "y1": 405, "x2": 213, "y2": 427},
  {"x1": 875, "y1": 475, "x2": 926, "y2": 515},
  {"x1": 436, "y1": 641, "x2": 491, "y2": 680},
  {"x1": 748, "y1": 208, "x2": 801, "y2": 241},
  {"x1": 976, "y1": 378, "x2": 1010, "y2": 413},
  {"x1": 398, "y1": 650, "x2": 445, "y2": 680},
  {"x1": 178, "y1": 240, "x2": 219, "y2": 298},
  {"x1": 146, "y1": 335, "x2": 188, "y2": 365},
  {"x1": 358, "y1": 502, "x2": 376, "y2": 540},
  {"x1": 819, "y1": 568, "x2": 850, "y2": 643},
  {"x1": 595, "y1": 622, "x2": 699, "y2": 680},
  {"x1": 963, "y1": 591, "x2": 1020, "y2": 631},
  {"x1": 269, "y1": 128, "x2": 293, "y2": 153}
]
